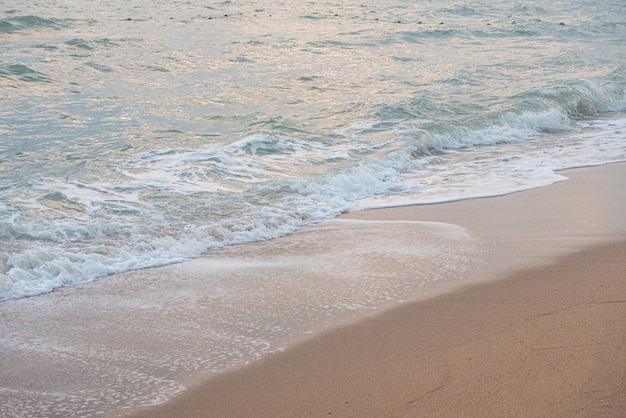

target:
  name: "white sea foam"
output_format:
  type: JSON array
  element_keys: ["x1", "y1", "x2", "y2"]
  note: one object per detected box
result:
[
  {"x1": 1, "y1": 113, "x2": 625, "y2": 301},
  {"x1": 354, "y1": 114, "x2": 626, "y2": 208}
]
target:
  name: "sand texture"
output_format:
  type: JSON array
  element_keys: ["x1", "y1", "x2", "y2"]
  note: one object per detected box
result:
[{"x1": 135, "y1": 242, "x2": 626, "y2": 418}]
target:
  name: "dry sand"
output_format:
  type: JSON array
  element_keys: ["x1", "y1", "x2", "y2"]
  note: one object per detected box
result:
[{"x1": 132, "y1": 164, "x2": 626, "y2": 417}]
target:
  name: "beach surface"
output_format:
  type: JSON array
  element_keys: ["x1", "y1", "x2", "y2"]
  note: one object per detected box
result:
[{"x1": 132, "y1": 163, "x2": 626, "y2": 418}]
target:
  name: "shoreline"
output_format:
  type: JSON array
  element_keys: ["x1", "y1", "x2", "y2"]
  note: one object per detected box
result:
[
  {"x1": 132, "y1": 241, "x2": 626, "y2": 417},
  {"x1": 131, "y1": 162, "x2": 626, "y2": 417},
  {"x1": 1, "y1": 163, "x2": 625, "y2": 417}
]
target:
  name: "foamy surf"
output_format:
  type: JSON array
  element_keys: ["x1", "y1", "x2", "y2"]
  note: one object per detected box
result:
[{"x1": 2, "y1": 109, "x2": 624, "y2": 301}]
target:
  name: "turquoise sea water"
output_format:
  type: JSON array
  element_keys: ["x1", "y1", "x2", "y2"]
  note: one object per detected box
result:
[{"x1": 1, "y1": 0, "x2": 625, "y2": 300}]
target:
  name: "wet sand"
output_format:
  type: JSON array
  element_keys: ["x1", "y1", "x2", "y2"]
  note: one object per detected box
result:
[{"x1": 132, "y1": 164, "x2": 626, "y2": 417}]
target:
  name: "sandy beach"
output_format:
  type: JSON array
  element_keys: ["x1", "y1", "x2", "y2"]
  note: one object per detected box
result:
[{"x1": 131, "y1": 163, "x2": 626, "y2": 417}]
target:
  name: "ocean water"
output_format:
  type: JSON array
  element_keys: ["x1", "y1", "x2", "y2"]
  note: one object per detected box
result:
[
  {"x1": 1, "y1": 0, "x2": 625, "y2": 415},
  {"x1": 1, "y1": 0, "x2": 625, "y2": 301}
]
